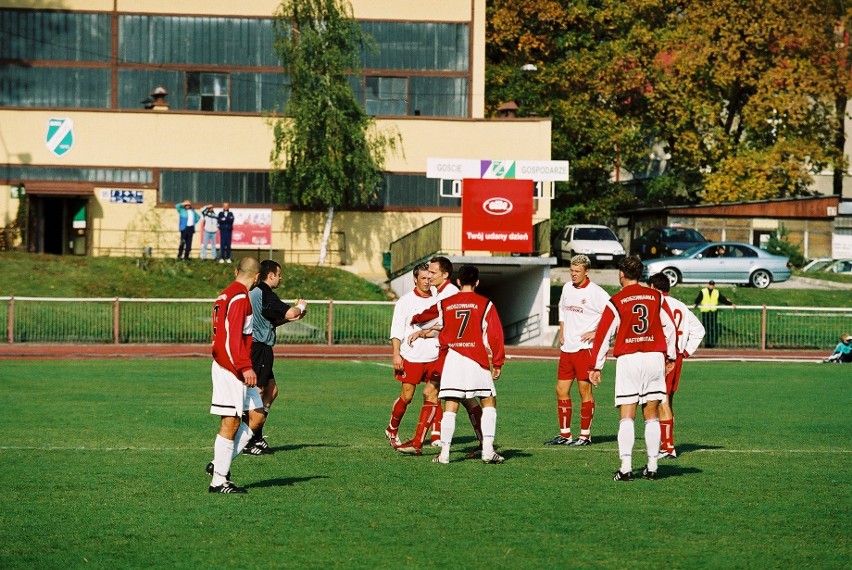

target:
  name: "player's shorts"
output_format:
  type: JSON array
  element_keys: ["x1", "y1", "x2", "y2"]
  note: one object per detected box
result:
[
  {"x1": 438, "y1": 349, "x2": 496, "y2": 400},
  {"x1": 614, "y1": 352, "x2": 666, "y2": 407},
  {"x1": 665, "y1": 354, "x2": 684, "y2": 394},
  {"x1": 210, "y1": 360, "x2": 263, "y2": 417},
  {"x1": 557, "y1": 348, "x2": 594, "y2": 382},
  {"x1": 395, "y1": 358, "x2": 440, "y2": 385},
  {"x1": 251, "y1": 341, "x2": 275, "y2": 388}
]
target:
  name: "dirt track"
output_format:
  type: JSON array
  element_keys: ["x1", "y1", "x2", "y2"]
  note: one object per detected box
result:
[{"x1": 0, "y1": 343, "x2": 826, "y2": 363}]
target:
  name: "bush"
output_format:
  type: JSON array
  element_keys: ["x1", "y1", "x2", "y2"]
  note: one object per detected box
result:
[{"x1": 765, "y1": 225, "x2": 806, "y2": 268}]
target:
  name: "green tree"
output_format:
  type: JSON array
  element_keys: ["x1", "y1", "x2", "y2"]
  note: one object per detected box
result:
[
  {"x1": 486, "y1": 0, "x2": 850, "y2": 223},
  {"x1": 269, "y1": 0, "x2": 400, "y2": 265}
]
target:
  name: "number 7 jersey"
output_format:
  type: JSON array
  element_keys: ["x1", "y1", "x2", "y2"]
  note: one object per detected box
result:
[{"x1": 590, "y1": 283, "x2": 676, "y2": 370}]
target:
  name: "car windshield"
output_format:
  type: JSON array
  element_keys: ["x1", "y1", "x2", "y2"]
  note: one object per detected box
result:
[
  {"x1": 574, "y1": 227, "x2": 617, "y2": 241},
  {"x1": 680, "y1": 244, "x2": 707, "y2": 257},
  {"x1": 661, "y1": 228, "x2": 705, "y2": 242}
]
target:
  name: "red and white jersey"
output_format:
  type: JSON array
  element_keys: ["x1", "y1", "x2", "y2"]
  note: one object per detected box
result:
[
  {"x1": 558, "y1": 278, "x2": 610, "y2": 353},
  {"x1": 438, "y1": 291, "x2": 506, "y2": 371},
  {"x1": 663, "y1": 294, "x2": 705, "y2": 357},
  {"x1": 390, "y1": 288, "x2": 440, "y2": 362},
  {"x1": 211, "y1": 281, "x2": 254, "y2": 380},
  {"x1": 591, "y1": 283, "x2": 676, "y2": 370},
  {"x1": 411, "y1": 280, "x2": 457, "y2": 328}
]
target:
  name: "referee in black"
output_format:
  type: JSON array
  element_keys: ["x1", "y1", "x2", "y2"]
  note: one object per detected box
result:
[{"x1": 244, "y1": 259, "x2": 307, "y2": 454}]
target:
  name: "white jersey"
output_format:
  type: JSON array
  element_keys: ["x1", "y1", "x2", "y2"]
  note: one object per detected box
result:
[
  {"x1": 558, "y1": 278, "x2": 610, "y2": 353},
  {"x1": 390, "y1": 289, "x2": 440, "y2": 363},
  {"x1": 663, "y1": 294, "x2": 705, "y2": 357}
]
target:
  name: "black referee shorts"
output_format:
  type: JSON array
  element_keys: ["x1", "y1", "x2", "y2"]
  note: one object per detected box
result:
[{"x1": 250, "y1": 342, "x2": 275, "y2": 388}]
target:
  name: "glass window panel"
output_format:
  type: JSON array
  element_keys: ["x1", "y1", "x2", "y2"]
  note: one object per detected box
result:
[
  {"x1": 118, "y1": 69, "x2": 183, "y2": 110},
  {"x1": 160, "y1": 171, "x2": 272, "y2": 204},
  {"x1": 378, "y1": 174, "x2": 459, "y2": 207},
  {"x1": 409, "y1": 77, "x2": 467, "y2": 118},
  {"x1": 0, "y1": 10, "x2": 110, "y2": 62},
  {"x1": 0, "y1": 66, "x2": 109, "y2": 108},
  {"x1": 361, "y1": 22, "x2": 468, "y2": 71}
]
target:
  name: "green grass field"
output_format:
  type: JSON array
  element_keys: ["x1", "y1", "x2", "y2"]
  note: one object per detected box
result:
[{"x1": 0, "y1": 359, "x2": 848, "y2": 568}]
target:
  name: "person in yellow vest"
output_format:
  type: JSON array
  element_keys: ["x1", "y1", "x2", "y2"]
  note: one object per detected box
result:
[{"x1": 693, "y1": 280, "x2": 734, "y2": 348}]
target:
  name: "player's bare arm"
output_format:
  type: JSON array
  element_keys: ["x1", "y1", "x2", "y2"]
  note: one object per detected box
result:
[
  {"x1": 580, "y1": 329, "x2": 597, "y2": 342},
  {"x1": 492, "y1": 366, "x2": 502, "y2": 380},
  {"x1": 243, "y1": 368, "x2": 257, "y2": 388}
]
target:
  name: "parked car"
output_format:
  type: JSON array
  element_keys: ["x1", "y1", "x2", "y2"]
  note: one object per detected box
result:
[
  {"x1": 551, "y1": 224, "x2": 625, "y2": 267},
  {"x1": 642, "y1": 242, "x2": 792, "y2": 289},
  {"x1": 801, "y1": 258, "x2": 834, "y2": 272},
  {"x1": 822, "y1": 259, "x2": 852, "y2": 275},
  {"x1": 631, "y1": 227, "x2": 708, "y2": 259}
]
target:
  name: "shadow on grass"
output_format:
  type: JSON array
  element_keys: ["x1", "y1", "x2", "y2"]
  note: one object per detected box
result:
[
  {"x1": 270, "y1": 443, "x2": 343, "y2": 452},
  {"x1": 247, "y1": 475, "x2": 330, "y2": 489},
  {"x1": 657, "y1": 465, "x2": 703, "y2": 479},
  {"x1": 676, "y1": 442, "x2": 725, "y2": 454}
]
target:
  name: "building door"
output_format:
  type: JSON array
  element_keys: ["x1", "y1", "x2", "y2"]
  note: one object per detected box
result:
[{"x1": 27, "y1": 195, "x2": 89, "y2": 255}]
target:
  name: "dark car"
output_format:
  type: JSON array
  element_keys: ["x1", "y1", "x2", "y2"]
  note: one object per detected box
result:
[{"x1": 631, "y1": 227, "x2": 708, "y2": 259}]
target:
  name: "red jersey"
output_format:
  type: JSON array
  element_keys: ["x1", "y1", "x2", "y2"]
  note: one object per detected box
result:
[
  {"x1": 438, "y1": 291, "x2": 506, "y2": 371},
  {"x1": 591, "y1": 282, "x2": 676, "y2": 370},
  {"x1": 211, "y1": 281, "x2": 254, "y2": 380}
]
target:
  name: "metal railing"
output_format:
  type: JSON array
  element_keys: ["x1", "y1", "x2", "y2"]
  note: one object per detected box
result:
[
  {"x1": 1, "y1": 297, "x2": 849, "y2": 350},
  {"x1": 547, "y1": 304, "x2": 852, "y2": 350}
]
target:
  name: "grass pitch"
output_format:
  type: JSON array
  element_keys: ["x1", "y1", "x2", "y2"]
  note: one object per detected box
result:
[{"x1": 0, "y1": 358, "x2": 848, "y2": 568}]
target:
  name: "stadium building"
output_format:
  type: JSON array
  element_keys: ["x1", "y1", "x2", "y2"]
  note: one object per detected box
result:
[{"x1": 0, "y1": 0, "x2": 559, "y2": 345}]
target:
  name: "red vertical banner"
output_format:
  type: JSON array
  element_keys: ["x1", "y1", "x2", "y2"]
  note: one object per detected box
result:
[{"x1": 462, "y1": 178, "x2": 534, "y2": 252}]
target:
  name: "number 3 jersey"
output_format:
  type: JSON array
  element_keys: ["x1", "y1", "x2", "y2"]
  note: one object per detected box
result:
[{"x1": 590, "y1": 283, "x2": 676, "y2": 370}]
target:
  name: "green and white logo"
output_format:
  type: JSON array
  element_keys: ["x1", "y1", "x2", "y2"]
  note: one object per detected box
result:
[{"x1": 46, "y1": 118, "x2": 74, "y2": 157}]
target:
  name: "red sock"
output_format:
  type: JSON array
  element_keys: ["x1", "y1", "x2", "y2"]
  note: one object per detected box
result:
[
  {"x1": 413, "y1": 402, "x2": 439, "y2": 447},
  {"x1": 660, "y1": 419, "x2": 674, "y2": 450},
  {"x1": 579, "y1": 400, "x2": 595, "y2": 438},
  {"x1": 468, "y1": 404, "x2": 484, "y2": 444},
  {"x1": 430, "y1": 405, "x2": 444, "y2": 442},
  {"x1": 557, "y1": 398, "x2": 572, "y2": 436},
  {"x1": 389, "y1": 397, "x2": 409, "y2": 432}
]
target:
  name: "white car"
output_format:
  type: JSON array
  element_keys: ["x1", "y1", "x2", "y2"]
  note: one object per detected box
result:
[{"x1": 551, "y1": 224, "x2": 626, "y2": 267}]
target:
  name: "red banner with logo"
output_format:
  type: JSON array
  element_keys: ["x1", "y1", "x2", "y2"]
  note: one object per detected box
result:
[{"x1": 462, "y1": 178, "x2": 534, "y2": 252}]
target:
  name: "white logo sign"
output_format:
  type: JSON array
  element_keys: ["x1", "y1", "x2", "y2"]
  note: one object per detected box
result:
[
  {"x1": 483, "y1": 197, "x2": 514, "y2": 216},
  {"x1": 46, "y1": 118, "x2": 74, "y2": 157}
]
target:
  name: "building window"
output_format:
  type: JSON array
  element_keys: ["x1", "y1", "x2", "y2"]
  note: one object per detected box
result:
[
  {"x1": 365, "y1": 77, "x2": 407, "y2": 116},
  {"x1": 186, "y1": 72, "x2": 229, "y2": 111}
]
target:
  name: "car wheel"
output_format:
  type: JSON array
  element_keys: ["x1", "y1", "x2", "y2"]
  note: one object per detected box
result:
[
  {"x1": 750, "y1": 269, "x2": 771, "y2": 289},
  {"x1": 661, "y1": 267, "x2": 680, "y2": 287}
]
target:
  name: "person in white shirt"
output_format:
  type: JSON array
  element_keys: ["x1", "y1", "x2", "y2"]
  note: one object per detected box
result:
[
  {"x1": 545, "y1": 255, "x2": 610, "y2": 447},
  {"x1": 647, "y1": 273, "x2": 705, "y2": 459}
]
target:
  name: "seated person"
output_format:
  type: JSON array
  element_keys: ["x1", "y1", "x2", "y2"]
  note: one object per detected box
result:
[{"x1": 824, "y1": 333, "x2": 852, "y2": 363}]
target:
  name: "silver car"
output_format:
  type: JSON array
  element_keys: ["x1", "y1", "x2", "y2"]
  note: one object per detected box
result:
[{"x1": 642, "y1": 242, "x2": 792, "y2": 289}]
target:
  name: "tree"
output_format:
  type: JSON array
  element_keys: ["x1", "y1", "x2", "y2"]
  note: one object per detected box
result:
[
  {"x1": 269, "y1": 0, "x2": 400, "y2": 265},
  {"x1": 486, "y1": 0, "x2": 850, "y2": 223}
]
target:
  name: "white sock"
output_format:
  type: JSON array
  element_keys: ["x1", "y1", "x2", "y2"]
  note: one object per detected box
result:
[
  {"x1": 480, "y1": 406, "x2": 497, "y2": 457},
  {"x1": 645, "y1": 418, "x2": 661, "y2": 472},
  {"x1": 232, "y1": 423, "x2": 255, "y2": 459},
  {"x1": 618, "y1": 418, "x2": 635, "y2": 473},
  {"x1": 212, "y1": 434, "x2": 234, "y2": 486},
  {"x1": 439, "y1": 411, "x2": 457, "y2": 460}
]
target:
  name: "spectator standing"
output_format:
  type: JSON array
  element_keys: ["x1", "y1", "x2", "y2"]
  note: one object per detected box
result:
[
  {"x1": 176, "y1": 200, "x2": 200, "y2": 260},
  {"x1": 589, "y1": 256, "x2": 677, "y2": 481},
  {"x1": 217, "y1": 203, "x2": 235, "y2": 264},
  {"x1": 693, "y1": 280, "x2": 734, "y2": 348},
  {"x1": 200, "y1": 204, "x2": 219, "y2": 260}
]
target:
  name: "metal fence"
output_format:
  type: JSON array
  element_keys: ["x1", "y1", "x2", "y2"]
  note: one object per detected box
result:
[
  {"x1": 0, "y1": 297, "x2": 394, "y2": 346},
  {"x1": 1, "y1": 297, "x2": 850, "y2": 350}
]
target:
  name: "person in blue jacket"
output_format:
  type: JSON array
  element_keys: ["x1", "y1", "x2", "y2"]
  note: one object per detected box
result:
[{"x1": 177, "y1": 200, "x2": 201, "y2": 260}]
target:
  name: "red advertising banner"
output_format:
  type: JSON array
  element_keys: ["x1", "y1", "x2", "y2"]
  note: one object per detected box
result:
[
  {"x1": 462, "y1": 178, "x2": 534, "y2": 252},
  {"x1": 231, "y1": 208, "x2": 273, "y2": 248}
]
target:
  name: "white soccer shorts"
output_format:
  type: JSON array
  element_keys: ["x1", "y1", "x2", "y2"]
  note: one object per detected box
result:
[
  {"x1": 438, "y1": 349, "x2": 496, "y2": 400},
  {"x1": 614, "y1": 352, "x2": 666, "y2": 406},
  {"x1": 210, "y1": 361, "x2": 263, "y2": 417}
]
